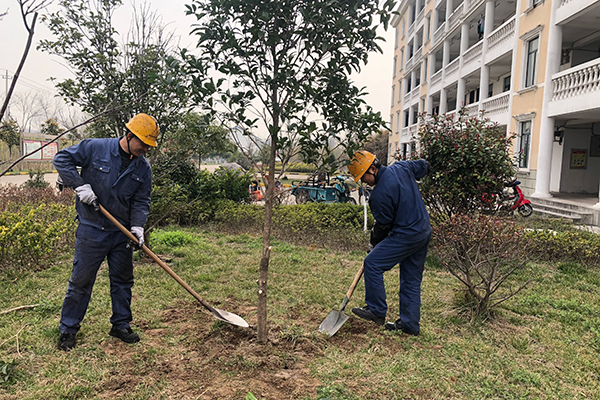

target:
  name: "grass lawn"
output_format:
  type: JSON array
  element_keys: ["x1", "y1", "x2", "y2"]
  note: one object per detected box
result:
[{"x1": 1, "y1": 227, "x2": 600, "y2": 399}]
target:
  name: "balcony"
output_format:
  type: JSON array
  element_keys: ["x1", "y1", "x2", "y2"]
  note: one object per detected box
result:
[
  {"x1": 433, "y1": 24, "x2": 446, "y2": 48},
  {"x1": 445, "y1": 57, "x2": 460, "y2": 83},
  {"x1": 548, "y1": 57, "x2": 600, "y2": 117},
  {"x1": 430, "y1": 69, "x2": 443, "y2": 93},
  {"x1": 556, "y1": 0, "x2": 600, "y2": 25},
  {"x1": 464, "y1": 103, "x2": 479, "y2": 117},
  {"x1": 462, "y1": 41, "x2": 483, "y2": 76},
  {"x1": 481, "y1": 92, "x2": 510, "y2": 126},
  {"x1": 485, "y1": 16, "x2": 516, "y2": 64},
  {"x1": 448, "y1": 7, "x2": 464, "y2": 33}
]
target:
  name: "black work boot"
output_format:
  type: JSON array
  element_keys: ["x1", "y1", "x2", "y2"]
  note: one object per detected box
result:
[
  {"x1": 109, "y1": 327, "x2": 140, "y2": 343},
  {"x1": 385, "y1": 319, "x2": 419, "y2": 336},
  {"x1": 351, "y1": 305, "x2": 385, "y2": 326},
  {"x1": 57, "y1": 333, "x2": 76, "y2": 351}
]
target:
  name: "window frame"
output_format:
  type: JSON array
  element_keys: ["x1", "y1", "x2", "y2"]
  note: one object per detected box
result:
[{"x1": 518, "y1": 120, "x2": 533, "y2": 169}]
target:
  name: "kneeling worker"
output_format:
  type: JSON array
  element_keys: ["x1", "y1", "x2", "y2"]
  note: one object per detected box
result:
[
  {"x1": 53, "y1": 113, "x2": 159, "y2": 350},
  {"x1": 348, "y1": 151, "x2": 431, "y2": 335}
]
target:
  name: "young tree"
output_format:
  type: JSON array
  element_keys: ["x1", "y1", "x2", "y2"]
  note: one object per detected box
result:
[
  {"x1": 39, "y1": 0, "x2": 192, "y2": 147},
  {"x1": 0, "y1": 119, "x2": 21, "y2": 159},
  {"x1": 417, "y1": 110, "x2": 516, "y2": 223},
  {"x1": 40, "y1": 118, "x2": 64, "y2": 136},
  {"x1": 184, "y1": 0, "x2": 395, "y2": 342}
]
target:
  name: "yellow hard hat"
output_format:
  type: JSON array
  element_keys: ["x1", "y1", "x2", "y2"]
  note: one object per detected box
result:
[
  {"x1": 125, "y1": 113, "x2": 159, "y2": 147},
  {"x1": 348, "y1": 150, "x2": 376, "y2": 182}
]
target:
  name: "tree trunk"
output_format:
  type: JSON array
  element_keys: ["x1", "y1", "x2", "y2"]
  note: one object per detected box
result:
[{"x1": 0, "y1": 12, "x2": 38, "y2": 121}]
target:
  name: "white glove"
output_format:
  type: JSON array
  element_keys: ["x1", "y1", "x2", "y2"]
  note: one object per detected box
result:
[
  {"x1": 75, "y1": 184, "x2": 97, "y2": 205},
  {"x1": 131, "y1": 226, "x2": 144, "y2": 248},
  {"x1": 367, "y1": 243, "x2": 374, "y2": 254}
]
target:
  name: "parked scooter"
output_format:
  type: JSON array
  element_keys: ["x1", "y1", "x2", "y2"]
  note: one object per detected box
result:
[
  {"x1": 482, "y1": 180, "x2": 533, "y2": 217},
  {"x1": 504, "y1": 180, "x2": 533, "y2": 217}
]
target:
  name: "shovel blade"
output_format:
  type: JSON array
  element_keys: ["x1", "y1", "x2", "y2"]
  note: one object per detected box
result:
[
  {"x1": 211, "y1": 307, "x2": 249, "y2": 327},
  {"x1": 318, "y1": 310, "x2": 349, "y2": 336}
]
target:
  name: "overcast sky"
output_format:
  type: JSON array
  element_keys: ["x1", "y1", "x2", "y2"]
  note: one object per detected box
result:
[{"x1": 1, "y1": 0, "x2": 394, "y2": 135}]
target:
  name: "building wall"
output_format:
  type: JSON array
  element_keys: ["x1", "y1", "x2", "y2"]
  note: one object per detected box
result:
[{"x1": 510, "y1": 0, "x2": 552, "y2": 174}]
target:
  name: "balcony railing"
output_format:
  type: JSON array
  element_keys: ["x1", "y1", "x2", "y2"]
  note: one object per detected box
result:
[
  {"x1": 433, "y1": 24, "x2": 445, "y2": 47},
  {"x1": 481, "y1": 92, "x2": 510, "y2": 115},
  {"x1": 446, "y1": 57, "x2": 460, "y2": 77},
  {"x1": 448, "y1": 7, "x2": 464, "y2": 32},
  {"x1": 465, "y1": 103, "x2": 479, "y2": 117},
  {"x1": 430, "y1": 69, "x2": 443, "y2": 87},
  {"x1": 487, "y1": 16, "x2": 516, "y2": 52},
  {"x1": 551, "y1": 57, "x2": 600, "y2": 102},
  {"x1": 463, "y1": 41, "x2": 483, "y2": 66},
  {"x1": 467, "y1": 0, "x2": 485, "y2": 9}
]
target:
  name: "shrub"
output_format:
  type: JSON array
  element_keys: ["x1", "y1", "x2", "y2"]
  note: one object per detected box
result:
[
  {"x1": 525, "y1": 229, "x2": 600, "y2": 267},
  {"x1": 432, "y1": 214, "x2": 535, "y2": 317},
  {"x1": 21, "y1": 169, "x2": 50, "y2": 189},
  {"x1": 0, "y1": 203, "x2": 77, "y2": 271},
  {"x1": 417, "y1": 109, "x2": 516, "y2": 222}
]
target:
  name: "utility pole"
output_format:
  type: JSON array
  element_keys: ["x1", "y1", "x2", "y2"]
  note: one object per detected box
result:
[{"x1": 2, "y1": 70, "x2": 12, "y2": 121}]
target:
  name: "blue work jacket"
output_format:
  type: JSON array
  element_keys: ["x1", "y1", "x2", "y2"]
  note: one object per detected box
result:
[
  {"x1": 368, "y1": 160, "x2": 431, "y2": 243},
  {"x1": 53, "y1": 137, "x2": 152, "y2": 231}
]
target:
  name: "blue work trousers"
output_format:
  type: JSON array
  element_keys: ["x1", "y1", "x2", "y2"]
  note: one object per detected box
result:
[
  {"x1": 59, "y1": 223, "x2": 134, "y2": 334},
  {"x1": 364, "y1": 232, "x2": 431, "y2": 334}
]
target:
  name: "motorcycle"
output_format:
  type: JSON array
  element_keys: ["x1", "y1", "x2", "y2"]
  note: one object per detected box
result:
[
  {"x1": 504, "y1": 180, "x2": 533, "y2": 217},
  {"x1": 481, "y1": 180, "x2": 533, "y2": 218}
]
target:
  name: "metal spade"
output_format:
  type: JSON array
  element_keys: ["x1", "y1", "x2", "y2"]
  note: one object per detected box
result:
[
  {"x1": 98, "y1": 204, "x2": 249, "y2": 328},
  {"x1": 319, "y1": 263, "x2": 364, "y2": 336}
]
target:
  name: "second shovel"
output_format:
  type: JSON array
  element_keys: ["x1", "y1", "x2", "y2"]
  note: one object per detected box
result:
[{"x1": 318, "y1": 263, "x2": 364, "y2": 336}]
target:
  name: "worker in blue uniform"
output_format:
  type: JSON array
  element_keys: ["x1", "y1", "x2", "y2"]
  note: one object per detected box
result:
[
  {"x1": 53, "y1": 113, "x2": 159, "y2": 351},
  {"x1": 348, "y1": 150, "x2": 431, "y2": 335}
]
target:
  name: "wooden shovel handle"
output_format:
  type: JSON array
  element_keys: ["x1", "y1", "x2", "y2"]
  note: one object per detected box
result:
[
  {"x1": 346, "y1": 263, "x2": 364, "y2": 299},
  {"x1": 98, "y1": 204, "x2": 218, "y2": 314}
]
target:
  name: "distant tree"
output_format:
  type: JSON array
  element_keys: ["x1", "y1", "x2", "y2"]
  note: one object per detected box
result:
[
  {"x1": 40, "y1": 118, "x2": 64, "y2": 136},
  {"x1": 0, "y1": 119, "x2": 21, "y2": 159},
  {"x1": 184, "y1": 0, "x2": 395, "y2": 342},
  {"x1": 39, "y1": 0, "x2": 192, "y2": 149},
  {"x1": 0, "y1": 0, "x2": 51, "y2": 121},
  {"x1": 363, "y1": 130, "x2": 390, "y2": 165}
]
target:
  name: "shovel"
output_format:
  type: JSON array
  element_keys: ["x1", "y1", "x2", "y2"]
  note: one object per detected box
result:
[
  {"x1": 98, "y1": 204, "x2": 249, "y2": 328},
  {"x1": 319, "y1": 263, "x2": 364, "y2": 336}
]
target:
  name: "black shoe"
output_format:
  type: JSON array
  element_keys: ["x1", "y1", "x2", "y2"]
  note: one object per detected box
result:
[
  {"x1": 57, "y1": 333, "x2": 76, "y2": 351},
  {"x1": 384, "y1": 319, "x2": 419, "y2": 336},
  {"x1": 351, "y1": 306, "x2": 385, "y2": 326},
  {"x1": 109, "y1": 327, "x2": 140, "y2": 343}
]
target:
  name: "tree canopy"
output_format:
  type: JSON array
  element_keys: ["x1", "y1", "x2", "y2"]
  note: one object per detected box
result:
[{"x1": 39, "y1": 0, "x2": 193, "y2": 145}]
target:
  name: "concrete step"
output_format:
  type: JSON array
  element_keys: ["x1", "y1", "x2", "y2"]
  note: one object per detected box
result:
[{"x1": 529, "y1": 200, "x2": 594, "y2": 224}]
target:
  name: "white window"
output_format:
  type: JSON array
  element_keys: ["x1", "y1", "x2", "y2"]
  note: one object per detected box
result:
[
  {"x1": 400, "y1": 48, "x2": 404, "y2": 70},
  {"x1": 393, "y1": 56, "x2": 397, "y2": 78},
  {"x1": 519, "y1": 121, "x2": 532, "y2": 168},
  {"x1": 396, "y1": 111, "x2": 401, "y2": 131},
  {"x1": 525, "y1": 37, "x2": 539, "y2": 88},
  {"x1": 398, "y1": 80, "x2": 402, "y2": 102},
  {"x1": 391, "y1": 85, "x2": 395, "y2": 106}
]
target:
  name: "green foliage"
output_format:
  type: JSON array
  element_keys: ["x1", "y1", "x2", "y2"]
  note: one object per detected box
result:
[
  {"x1": 40, "y1": 119, "x2": 64, "y2": 136},
  {"x1": 525, "y1": 229, "x2": 600, "y2": 267},
  {"x1": 21, "y1": 170, "x2": 49, "y2": 189},
  {"x1": 183, "y1": 0, "x2": 394, "y2": 173},
  {"x1": 149, "y1": 167, "x2": 252, "y2": 228},
  {"x1": 0, "y1": 359, "x2": 16, "y2": 384},
  {"x1": 417, "y1": 110, "x2": 516, "y2": 222},
  {"x1": 0, "y1": 203, "x2": 76, "y2": 271},
  {"x1": 39, "y1": 0, "x2": 193, "y2": 144},
  {"x1": 150, "y1": 230, "x2": 197, "y2": 248},
  {"x1": 0, "y1": 119, "x2": 20, "y2": 157},
  {"x1": 432, "y1": 214, "x2": 535, "y2": 317}
]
